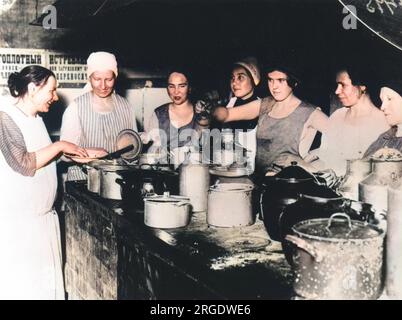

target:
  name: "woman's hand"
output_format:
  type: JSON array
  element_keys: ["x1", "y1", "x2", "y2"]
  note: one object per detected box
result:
[
  {"x1": 58, "y1": 141, "x2": 89, "y2": 158},
  {"x1": 213, "y1": 107, "x2": 229, "y2": 122}
]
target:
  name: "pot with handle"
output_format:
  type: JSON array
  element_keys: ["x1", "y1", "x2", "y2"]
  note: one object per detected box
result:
[
  {"x1": 207, "y1": 182, "x2": 254, "y2": 227},
  {"x1": 260, "y1": 161, "x2": 326, "y2": 241},
  {"x1": 82, "y1": 159, "x2": 120, "y2": 194},
  {"x1": 285, "y1": 213, "x2": 384, "y2": 300},
  {"x1": 98, "y1": 164, "x2": 134, "y2": 200},
  {"x1": 144, "y1": 192, "x2": 192, "y2": 229},
  {"x1": 359, "y1": 157, "x2": 402, "y2": 213}
]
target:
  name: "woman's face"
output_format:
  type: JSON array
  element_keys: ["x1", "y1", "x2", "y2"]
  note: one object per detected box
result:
[
  {"x1": 267, "y1": 70, "x2": 293, "y2": 102},
  {"x1": 31, "y1": 76, "x2": 59, "y2": 113},
  {"x1": 335, "y1": 71, "x2": 364, "y2": 107},
  {"x1": 380, "y1": 87, "x2": 402, "y2": 126},
  {"x1": 167, "y1": 72, "x2": 189, "y2": 106},
  {"x1": 231, "y1": 66, "x2": 254, "y2": 99},
  {"x1": 89, "y1": 70, "x2": 116, "y2": 98}
]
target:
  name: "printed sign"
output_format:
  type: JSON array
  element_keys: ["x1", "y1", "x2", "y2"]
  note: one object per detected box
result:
[
  {"x1": 0, "y1": 48, "x2": 45, "y2": 86},
  {"x1": 47, "y1": 52, "x2": 87, "y2": 88},
  {"x1": 0, "y1": 48, "x2": 87, "y2": 88}
]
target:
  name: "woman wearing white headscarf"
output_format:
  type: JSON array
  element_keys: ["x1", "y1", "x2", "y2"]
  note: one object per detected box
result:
[
  {"x1": 364, "y1": 79, "x2": 402, "y2": 156},
  {"x1": 60, "y1": 51, "x2": 138, "y2": 180}
]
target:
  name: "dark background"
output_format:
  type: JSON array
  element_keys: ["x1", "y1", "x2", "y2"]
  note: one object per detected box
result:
[
  {"x1": 48, "y1": 0, "x2": 402, "y2": 111},
  {"x1": 2, "y1": 0, "x2": 402, "y2": 112}
]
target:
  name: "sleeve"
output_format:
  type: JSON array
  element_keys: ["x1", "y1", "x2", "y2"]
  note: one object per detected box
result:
[
  {"x1": 60, "y1": 101, "x2": 82, "y2": 145},
  {"x1": 0, "y1": 111, "x2": 36, "y2": 176},
  {"x1": 299, "y1": 108, "x2": 329, "y2": 158}
]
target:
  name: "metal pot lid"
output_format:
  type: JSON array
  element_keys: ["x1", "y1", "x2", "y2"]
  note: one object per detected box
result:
[
  {"x1": 275, "y1": 161, "x2": 315, "y2": 182},
  {"x1": 209, "y1": 164, "x2": 251, "y2": 177},
  {"x1": 292, "y1": 213, "x2": 384, "y2": 241},
  {"x1": 116, "y1": 129, "x2": 143, "y2": 161},
  {"x1": 144, "y1": 191, "x2": 190, "y2": 203},
  {"x1": 300, "y1": 184, "x2": 342, "y2": 200},
  {"x1": 97, "y1": 163, "x2": 136, "y2": 172},
  {"x1": 87, "y1": 159, "x2": 121, "y2": 168},
  {"x1": 210, "y1": 182, "x2": 254, "y2": 192}
]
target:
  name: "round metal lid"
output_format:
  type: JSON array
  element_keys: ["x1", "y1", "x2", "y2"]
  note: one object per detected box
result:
[
  {"x1": 209, "y1": 182, "x2": 254, "y2": 192},
  {"x1": 292, "y1": 213, "x2": 384, "y2": 242},
  {"x1": 209, "y1": 164, "x2": 251, "y2": 177},
  {"x1": 116, "y1": 129, "x2": 143, "y2": 161},
  {"x1": 275, "y1": 161, "x2": 315, "y2": 182},
  {"x1": 144, "y1": 191, "x2": 190, "y2": 203}
]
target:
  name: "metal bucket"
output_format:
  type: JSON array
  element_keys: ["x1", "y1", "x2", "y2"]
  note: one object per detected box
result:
[
  {"x1": 359, "y1": 159, "x2": 402, "y2": 212},
  {"x1": 207, "y1": 182, "x2": 254, "y2": 227}
]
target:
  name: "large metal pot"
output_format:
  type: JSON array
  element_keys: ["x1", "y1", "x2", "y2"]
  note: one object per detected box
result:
[
  {"x1": 179, "y1": 163, "x2": 210, "y2": 212},
  {"x1": 286, "y1": 213, "x2": 384, "y2": 300},
  {"x1": 260, "y1": 161, "x2": 325, "y2": 241},
  {"x1": 386, "y1": 180, "x2": 402, "y2": 298},
  {"x1": 359, "y1": 158, "x2": 402, "y2": 212},
  {"x1": 98, "y1": 164, "x2": 134, "y2": 200},
  {"x1": 82, "y1": 159, "x2": 119, "y2": 194},
  {"x1": 207, "y1": 182, "x2": 254, "y2": 227},
  {"x1": 143, "y1": 192, "x2": 191, "y2": 228}
]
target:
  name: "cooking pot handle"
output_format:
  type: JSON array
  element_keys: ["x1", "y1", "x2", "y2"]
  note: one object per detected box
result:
[
  {"x1": 285, "y1": 235, "x2": 323, "y2": 262},
  {"x1": 175, "y1": 200, "x2": 190, "y2": 207},
  {"x1": 326, "y1": 213, "x2": 352, "y2": 234}
]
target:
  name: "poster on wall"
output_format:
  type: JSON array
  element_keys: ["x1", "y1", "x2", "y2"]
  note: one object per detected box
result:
[
  {"x1": 0, "y1": 48, "x2": 45, "y2": 86},
  {"x1": 0, "y1": 48, "x2": 87, "y2": 88},
  {"x1": 47, "y1": 52, "x2": 88, "y2": 88}
]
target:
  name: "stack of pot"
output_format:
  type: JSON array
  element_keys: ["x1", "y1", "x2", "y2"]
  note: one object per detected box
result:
[{"x1": 260, "y1": 161, "x2": 326, "y2": 241}]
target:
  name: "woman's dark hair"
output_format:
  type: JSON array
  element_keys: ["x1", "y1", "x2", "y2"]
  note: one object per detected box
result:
[
  {"x1": 265, "y1": 64, "x2": 300, "y2": 89},
  {"x1": 166, "y1": 66, "x2": 192, "y2": 86},
  {"x1": 7, "y1": 65, "x2": 55, "y2": 98}
]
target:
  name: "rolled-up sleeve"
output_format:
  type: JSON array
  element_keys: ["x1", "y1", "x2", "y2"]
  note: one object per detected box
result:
[{"x1": 0, "y1": 111, "x2": 36, "y2": 176}]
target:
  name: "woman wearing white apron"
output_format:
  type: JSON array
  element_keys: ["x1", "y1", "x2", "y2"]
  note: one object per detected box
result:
[
  {"x1": 223, "y1": 57, "x2": 261, "y2": 172},
  {"x1": 60, "y1": 52, "x2": 138, "y2": 181},
  {"x1": 0, "y1": 66, "x2": 87, "y2": 299}
]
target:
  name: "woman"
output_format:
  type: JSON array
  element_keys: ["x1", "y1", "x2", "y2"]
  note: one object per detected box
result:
[
  {"x1": 144, "y1": 70, "x2": 208, "y2": 165},
  {"x1": 223, "y1": 57, "x2": 261, "y2": 171},
  {"x1": 214, "y1": 64, "x2": 328, "y2": 175},
  {"x1": 364, "y1": 80, "x2": 402, "y2": 156},
  {"x1": 60, "y1": 51, "x2": 138, "y2": 180},
  {"x1": 313, "y1": 66, "x2": 390, "y2": 175},
  {"x1": 0, "y1": 65, "x2": 87, "y2": 299}
]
